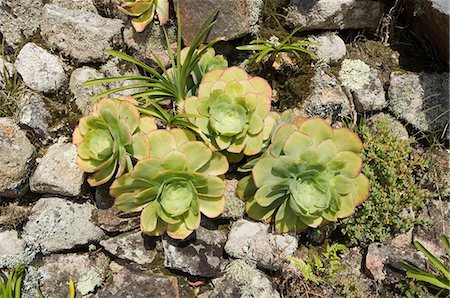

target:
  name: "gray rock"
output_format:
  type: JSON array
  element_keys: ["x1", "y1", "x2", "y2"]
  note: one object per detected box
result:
[
  {"x1": 388, "y1": 72, "x2": 449, "y2": 134},
  {"x1": 221, "y1": 179, "x2": 245, "y2": 219},
  {"x1": 177, "y1": 0, "x2": 263, "y2": 45},
  {"x1": 96, "y1": 206, "x2": 140, "y2": 233},
  {"x1": 224, "y1": 219, "x2": 298, "y2": 270},
  {"x1": 100, "y1": 231, "x2": 157, "y2": 265},
  {"x1": 16, "y1": 92, "x2": 51, "y2": 140},
  {"x1": 339, "y1": 59, "x2": 387, "y2": 112},
  {"x1": 308, "y1": 32, "x2": 346, "y2": 64},
  {"x1": 367, "y1": 113, "x2": 409, "y2": 141},
  {"x1": 0, "y1": 118, "x2": 35, "y2": 198},
  {"x1": 390, "y1": 229, "x2": 413, "y2": 248},
  {"x1": 414, "y1": 199, "x2": 450, "y2": 258},
  {"x1": 49, "y1": 0, "x2": 98, "y2": 12},
  {"x1": 41, "y1": 4, "x2": 124, "y2": 63},
  {"x1": 30, "y1": 143, "x2": 84, "y2": 196},
  {"x1": 299, "y1": 69, "x2": 351, "y2": 119},
  {"x1": 162, "y1": 226, "x2": 227, "y2": 277},
  {"x1": 0, "y1": 0, "x2": 44, "y2": 48},
  {"x1": 38, "y1": 252, "x2": 109, "y2": 297},
  {"x1": 286, "y1": 0, "x2": 383, "y2": 31},
  {"x1": 123, "y1": 23, "x2": 176, "y2": 68},
  {"x1": 0, "y1": 230, "x2": 35, "y2": 269},
  {"x1": 22, "y1": 197, "x2": 104, "y2": 253},
  {"x1": 97, "y1": 266, "x2": 179, "y2": 297},
  {"x1": 15, "y1": 43, "x2": 67, "y2": 93},
  {"x1": 69, "y1": 67, "x2": 107, "y2": 115},
  {"x1": 365, "y1": 242, "x2": 426, "y2": 283},
  {"x1": 211, "y1": 259, "x2": 280, "y2": 298},
  {"x1": 100, "y1": 58, "x2": 146, "y2": 97},
  {"x1": 92, "y1": 0, "x2": 127, "y2": 20}
]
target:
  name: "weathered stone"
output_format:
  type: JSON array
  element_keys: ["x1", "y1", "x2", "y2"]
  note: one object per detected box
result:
[
  {"x1": 224, "y1": 219, "x2": 298, "y2": 270},
  {"x1": 15, "y1": 43, "x2": 67, "y2": 93},
  {"x1": 38, "y1": 252, "x2": 109, "y2": 297},
  {"x1": 100, "y1": 58, "x2": 146, "y2": 97},
  {"x1": 100, "y1": 231, "x2": 157, "y2": 265},
  {"x1": 286, "y1": 0, "x2": 383, "y2": 31},
  {"x1": 389, "y1": 72, "x2": 449, "y2": 134},
  {"x1": 176, "y1": 0, "x2": 263, "y2": 45},
  {"x1": 16, "y1": 92, "x2": 51, "y2": 140},
  {"x1": 92, "y1": 0, "x2": 127, "y2": 20},
  {"x1": 49, "y1": 0, "x2": 98, "y2": 12},
  {"x1": 390, "y1": 229, "x2": 413, "y2": 249},
  {"x1": 211, "y1": 263, "x2": 280, "y2": 298},
  {"x1": 365, "y1": 242, "x2": 426, "y2": 283},
  {"x1": 0, "y1": 118, "x2": 35, "y2": 198},
  {"x1": 123, "y1": 23, "x2": 176, "y2": 68},
  {"x1": 0, "y1": 0, "x2": 44, "y2": 48},
  {"x1": 339, "y1": 59, "x2": 387, "y2": 112},
  {"x1": 221, "y1": 179, "x2": 245, "y2": 219},
  {"x1": 308, "y1": 32, "x2": 346, "y2": 64},
  {"x1": 367, "y1": 113, "x2": 409, "y2": 141},
  {"x1": 69, "y1": 67, "x2": 107, "y2": 116},
  {"x1": 163, "y1": 226, "x2": 227, "y2": 277},
  {"x1": 408, "y1": 0, "x2": 449, "y2": 66},
  {"x1": 414, "y1": 199, "x2": 450, "y2": 258},
  {"x1": 96, "y1": 206, "x2": 140, "y2": 233},
  {"x1": 97, "y1": 266, "x2": 179, "y2": 297},
  {"x1": 0, "y1": 230, "x2": 35, "y2": 269},
  {"x1": 41, "y1": 4, "x2": 124, "y2": 63},
  {"x1": 30, "y1": 143, "x2": 84, "y2": 196},
  {"x1": 22, "y1": 198, "x2": 104, "y2": 253},
  {"x1": 299, "y1": 69, "x2": 351, "y2": 119}
]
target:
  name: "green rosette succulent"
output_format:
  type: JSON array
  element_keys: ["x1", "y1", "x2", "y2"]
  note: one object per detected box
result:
[
  {"x1": 237, "y1": 117, "x2": 370, "y2": 233},
  {"x1": 118, "y1": 0, "x2": 169, "y2": 32},
  {"x1": 73, "y1": 97, "x2": 156, "y2": 186},
  {"x1": 184, "y1": 67, "x2": 276, "y2": 158},
  {"x1": 109, "y1": 129, "x2": 229, "y2": 239}
]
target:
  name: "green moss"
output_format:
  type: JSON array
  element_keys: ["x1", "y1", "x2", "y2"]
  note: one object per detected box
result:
[
  {"x1": 259, "y1": 0, "x2": 290, "y2": 40},
  {"x1": 340, "y1": 115, "x2": 430, "y2": 245}
]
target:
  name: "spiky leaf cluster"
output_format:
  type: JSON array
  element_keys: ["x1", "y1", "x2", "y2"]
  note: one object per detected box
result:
[
  {"x1": 237, "y1": 117, "x2": 370, "y2": 233},
  {"x1": 110, "y1": 129, "x2": 229, "y2": 239}
]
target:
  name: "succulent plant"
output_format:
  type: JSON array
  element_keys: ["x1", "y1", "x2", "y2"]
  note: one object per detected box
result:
[
  {"x1": 73, "y1": 98, "x2": 156, "y2": 186},
  {"x1": 109, "y1": 128, "x2": 229, "y2": 239},
  {"x1": 237, "y1": 117, "x2": 370, "y2": 233},
  {"x1": 118, "y1": 0, "x2": 169, "y2": 32},
  {"x1": 184, "y1": 67, "x2": 276, "y2": 158}
]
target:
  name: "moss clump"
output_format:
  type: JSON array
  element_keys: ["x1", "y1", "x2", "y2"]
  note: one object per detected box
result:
[{"x1": 340, "y1": 115, "x2": 430, "y2": 245}]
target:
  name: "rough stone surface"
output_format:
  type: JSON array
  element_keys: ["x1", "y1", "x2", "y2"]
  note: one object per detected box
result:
[
  {"x1": 286, "y1": 0, "x2": 383, "y2": 31},
  {"x1": 15, "y1": 43, "x2": 67, "y2": 93},
  {"x1": 388, "y1": 72, "x2": 449, "y2": 133},
  {"x1": 41, "y1": 4, "x2": 124, "y2": 63},
  {"x1": 224, "y1": 219, "x2": 298, "y2": 270},
  {"x1": 177, "y1": 0, "x2": 263, "y2": 45},
  {"x1": 308, "y1": 32, "x2": 346, "y2": 64},
  {"x1": 49, "y1": 0, "x2": 98, "y2": 12},
  {"x1": 367, "y1": 113, "x2": 409, "y2": 141},
  {"x1": 0, "y1": 0, "x2": 44, "y2": 48},
  {"x1": 221, "y1": 179, "x2": 245, "y2": 219},
  {"x1": 97, "y1": 266, "x2": 179, "y2": 297},
  {"x1": 414, "y1": 199, "x2": 450, "y2": 258},
  {"x1": 123, "y1": 23, "x2": 176, "y2": 68},
  {"x1": 100, "y1": 58, "x2": 146, "y2": 97},
  {"x1": 100, "y1": 231, "x2": 157, "y2": 265},
  {"x1": 22, "y1": 197, "x2": 104, "y2": 253},
  {"x1": 38, "y1": 252, "x2": 109, "y2": 297},
  {"x1": 30, "y1": 143, "x2": 84, "y2": 196},
  {"x1": 339, "y1": 59, "x2": 387, "y2": 112},
  {"x1": 96, "y1": 206, "x2": 140, "y2": 233},
  {"x1": 16, "y1": 92, "x2": 51, "y2": 140},
  {"x1": 408, "y1": 0, "x2": 449, "y2": 66},
  {"x1": 365, "y1": 242, "x2": 426, "y2": 283},
  {"x1": 163, "y1": 226, "x2": 228, "y2": 277},
  {"x1": 0, "y1": 230, "x2": 35, "y2": 268},
  {"x1": 299, "y1": 69, "x2": 351, "y2": 119},
  {"x1": 0, "y1": 118, "x2": 35, "y2": 198},
  {"x1": 69, "y1": 67, "x2": 107, "y2": 116}
]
